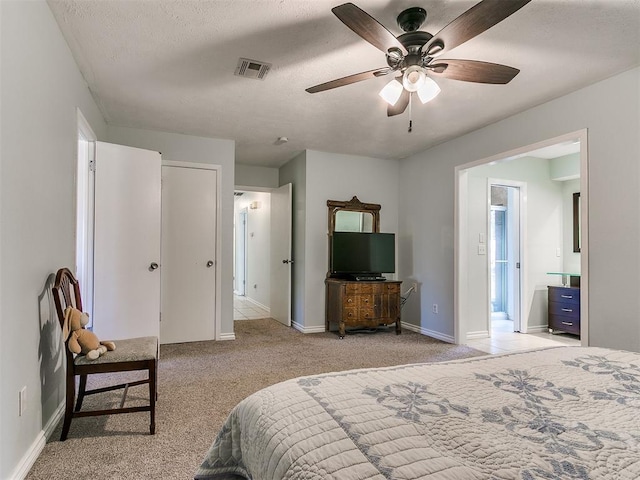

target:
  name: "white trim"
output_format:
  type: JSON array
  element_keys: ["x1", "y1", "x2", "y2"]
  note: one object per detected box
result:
[
  {"x1": 292, "y1": 321, "x2": 326, "y2": 334},
  {"x1": 402, "y1": 322, "x2": 455, "y2": 343},
  {"x1": 456, "y1": 129, "x2": 589, "y2": 346},
  {"x1": 527, "y1": 325, "x2": 550, "y2": 333},
  {"x1": 9, "y1": 433, "x2": 46, "y2": 480},
  {"x1": 466, "y1": 330, "x2": 490, "y2": 340},
  {"x1": 244, "y1": 296, "x2": 270, "y2": 313},
  {"x1": 161, "y1": 161, "x2": 224, "y2": 341},
  {"x1": 235, "y1": 184, "x2": 273, "y2": 193}
]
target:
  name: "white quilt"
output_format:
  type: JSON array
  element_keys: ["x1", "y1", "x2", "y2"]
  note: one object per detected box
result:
[{"x1": 195, "y1": 346, "x2": 640, "y2": 479}]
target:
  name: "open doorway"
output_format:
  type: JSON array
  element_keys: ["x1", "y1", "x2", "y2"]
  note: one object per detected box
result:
[
  {"x1": 233, "y1": 190, "x2": 272, "y2": 320},
  {"x1": 455, "y1": 130, "x2": 588, "y2": 353},
  {"x1": 489, "y1": 182, "x2": 522, "y2": 336}
]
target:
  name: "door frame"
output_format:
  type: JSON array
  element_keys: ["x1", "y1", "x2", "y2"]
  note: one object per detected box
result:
[
  {"x1": 455, "y1": 129, "x2": 589, "y2": 346},
  {"x1": 487, "y1": 179, "x2": 526, "y2": 335},
  {"x1": 75, "y1": 108, "x2": 97, "y2": 323},
  {"x1": 163, "y1": 160, "x2": 222, "y2": 340}
]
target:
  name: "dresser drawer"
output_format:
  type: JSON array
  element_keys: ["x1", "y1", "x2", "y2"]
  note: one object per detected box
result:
[
  {"x1": 548, "y1": 301, "x2": 579, "y2": 319},
  {"x1": 346, "y1": 283, "x2": 374, "y2": 294},
  {"x1": 549, "y1": 314, "x2": 580, "y2": 335},
  {"x1": 548, "y1": 287, "x2": 580, "y2": 305}
]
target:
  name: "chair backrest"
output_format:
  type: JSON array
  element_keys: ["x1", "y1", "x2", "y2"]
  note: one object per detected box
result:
[{"x1": 52, "y1": 268, "x2": 83, "y2": 332}]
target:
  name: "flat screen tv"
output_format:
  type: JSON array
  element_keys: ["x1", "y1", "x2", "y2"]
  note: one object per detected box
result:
[{"x1": 330, "y1": 232, "x2": 395, "y2": 280}]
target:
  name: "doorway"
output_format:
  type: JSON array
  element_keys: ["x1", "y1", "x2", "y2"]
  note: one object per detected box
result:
[
  {"x1": 489, "y1": 182, "x2": 523, "y2": 336},
  {"x1": 455, "y1": 130, "x2": 589, "y2": 351}
]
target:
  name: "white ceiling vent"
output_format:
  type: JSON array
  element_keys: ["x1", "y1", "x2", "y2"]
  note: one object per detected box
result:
[{"x1": 234, "y1": 58, "x2": 271, "y2": 80}]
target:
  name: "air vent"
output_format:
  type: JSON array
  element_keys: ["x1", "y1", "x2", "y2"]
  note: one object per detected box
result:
[
  {"x1": 234, "y1": 58, "x2": 271, "y2": 80},
  {"x1": 234, "y1": 192, "x2": 244, "y2": 197}
]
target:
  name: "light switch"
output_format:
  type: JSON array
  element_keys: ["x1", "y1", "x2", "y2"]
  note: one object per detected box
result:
[{"x1": 478, "y1": 245, "x2": 487, "y2": 255}]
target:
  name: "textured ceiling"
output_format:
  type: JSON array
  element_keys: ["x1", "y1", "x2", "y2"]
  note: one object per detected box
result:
[{"x1": 48, "y1": 0, "x2": 640, "y2": 167}]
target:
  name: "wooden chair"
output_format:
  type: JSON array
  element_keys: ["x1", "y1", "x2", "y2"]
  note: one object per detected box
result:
[{"x1": 52, "y1": 267, "x2": 158, "y2": 441}]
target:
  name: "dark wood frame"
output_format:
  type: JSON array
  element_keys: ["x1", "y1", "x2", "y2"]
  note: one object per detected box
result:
[
  {"x1": 52, "y1": 268, "x2": 157, "y2": 441},
  {"x1": 327, "y1": 196, "x2": 381, "y2": 276},
  {"x1": 573, "y1": 192, "x2": 581, "y2": 253}
]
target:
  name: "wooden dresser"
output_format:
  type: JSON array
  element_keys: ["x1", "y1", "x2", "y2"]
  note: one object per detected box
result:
[
  {"x1": 325, "y1": 278, "x2": 402, "y2": 338},
  {"x1": 547, "y1": 286, "x2": 580, "y2": 336}
]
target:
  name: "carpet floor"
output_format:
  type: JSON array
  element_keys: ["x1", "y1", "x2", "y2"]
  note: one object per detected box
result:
[{"x1": 26, "y1": 318, "x2": 485, "y2": 479}]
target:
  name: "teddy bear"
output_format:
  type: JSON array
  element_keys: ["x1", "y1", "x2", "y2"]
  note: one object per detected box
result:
[{"x1": 63, "y1": 306, "x2": 116, "y2": 360}]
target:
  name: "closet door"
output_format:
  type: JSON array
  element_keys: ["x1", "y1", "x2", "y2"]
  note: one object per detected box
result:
[
  {"x1": 93, "y1": 142, "x2": 161, "y2": 340},
  {"x1": 160, "y1": 164, "x2": 217, "y2": 343}
]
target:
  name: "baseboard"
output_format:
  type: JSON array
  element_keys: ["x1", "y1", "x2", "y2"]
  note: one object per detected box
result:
[
  {"x1": 526, "y1": 325, "x2": 549, "y2": 333},
  {"x1": 402, "y1": 322, "x2": 455, "y2": 343},
  {"x1": 292, "y1": 321, "x2": 326, "y2": 334},
  {"x1": 244, "y1": 296, "x2": 270, "y2": 313},
  {"x1": 218, "y1": 332, "x2": 236, "y2": 341},
  {"x1": 9, "y1": 401, "x2": 65, "y2": 479},
  {"x1": 466, "y1": 330, "x2": 490, "y2": 340}
]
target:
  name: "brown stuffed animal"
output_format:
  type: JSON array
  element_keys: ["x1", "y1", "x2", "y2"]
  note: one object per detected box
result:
[{"x1": 63, "y1": 307, "x2": 116, "y2": 360}]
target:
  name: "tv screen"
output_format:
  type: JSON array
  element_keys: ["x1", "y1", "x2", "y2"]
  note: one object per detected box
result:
[{"x1": 331, "y1": 232, "x2": 395, "y2": 275}]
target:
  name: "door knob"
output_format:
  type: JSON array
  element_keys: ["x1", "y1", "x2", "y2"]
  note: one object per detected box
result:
[
  {"x1": 282, "y1": 259, "x2": 294, "y2": 264},
  {"x1": 149, "y1": 262, "x2": 159, "y2": 271},
  {"x1": 206, "y1": 260, "x2": 214, "y2": 268}
]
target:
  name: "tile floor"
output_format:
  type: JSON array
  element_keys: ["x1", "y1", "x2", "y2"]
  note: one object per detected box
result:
[
  {"x1": 233, "y1": 294, "x2": 270, "y2": 320},
  {"x1": 466, "y1": 318, "x2": 581, "y2": 354}
]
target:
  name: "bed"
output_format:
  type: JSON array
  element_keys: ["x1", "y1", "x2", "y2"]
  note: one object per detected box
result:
[{"x1": 195, "y1": 346, "x2": 640, "y2": 479}]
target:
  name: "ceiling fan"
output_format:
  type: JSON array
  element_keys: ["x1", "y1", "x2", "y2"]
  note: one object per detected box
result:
[{"x1": 306, "y1": 0, "x2": 532, "y2": 120}]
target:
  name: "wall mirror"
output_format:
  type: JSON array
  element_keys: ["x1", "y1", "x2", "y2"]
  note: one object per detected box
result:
[
  {"x1": 573, "y1": 192, "x2": 581, "y2": 253},
  {"x1": 327, "y1": 196, "x2": 380, "y2": 234}
]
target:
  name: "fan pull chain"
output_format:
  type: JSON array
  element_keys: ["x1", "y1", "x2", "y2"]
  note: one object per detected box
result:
[{"x1": 408, "y1": 93, "x2": 413, "y2": 133}]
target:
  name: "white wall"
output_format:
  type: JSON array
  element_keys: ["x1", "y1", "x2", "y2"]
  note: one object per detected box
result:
[
  {"x1": 234, "y1": 191, "x2": 271, "y2": 309},
  {"x1": 107, "y1": 126, "x2": 236, "y2": 338},
  {"x1": 466, "y1": 157, "x2": 564, "y2": 334},
  {"x1": 301, "y1": 150, "x2": 400, "y2": 331},
  {"x1": 235, "y1": 164, "x2": 279, "y2": 189},
  {"x1": 1, "y1": 1, "x2": 107, "y2": 477},
  {"x1": 398, "y1": 67, "x2": 640, "y2": 351}
]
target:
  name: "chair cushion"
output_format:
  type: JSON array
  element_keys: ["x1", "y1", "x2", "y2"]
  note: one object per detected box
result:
[{"x1": 74, "y1": 336, "x2": 158, "y2": 366}]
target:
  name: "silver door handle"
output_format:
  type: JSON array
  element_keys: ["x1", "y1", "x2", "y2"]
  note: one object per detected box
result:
[
  {"x1": 149, "y1": 262, "x2": 159, "y2": 271},
  {"x1": 282, "y1": 259, "x2": 294, "y2": 264},
  {"x1": 206, "y1": 260, "x2": 214, "y2": 268}
]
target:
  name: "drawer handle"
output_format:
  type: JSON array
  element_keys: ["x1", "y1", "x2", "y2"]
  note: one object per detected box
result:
[
  {"x1": 347, "y1": 299, "x2": 352, "y2": 303},
  {"x1": 561, "y1": 321, "x2": 573, "y2": 326},
  {"x1": 364, "y1": 299, "x2": 369, "y2": 303},
  {"x1": 561, "y1": 308, "x2": 573, "y2": 313},
  {"x1": 560, "y1": 295, "x2": 573, "y2": 299}
]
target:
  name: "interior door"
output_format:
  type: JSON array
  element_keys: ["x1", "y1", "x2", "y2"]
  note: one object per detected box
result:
[
  {"x1": 160, "y1": 164, "x2": 217, "y2": 344},
  {"x1": 93, "y1": 142, "x2": 161, "y2": 340},
  {"x1": 270, "y1": 183, "x2": 292, "y2": 326},
  {"x1": 235, "y1": 209, "x2": 247, "y2": 296}
]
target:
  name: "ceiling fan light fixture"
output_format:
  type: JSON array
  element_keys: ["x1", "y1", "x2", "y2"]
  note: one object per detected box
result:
[
  {"x1": 417, "y1": 77, "x2": 441, "y2": 104},
  {"x1": 402, "y1": 65, "x2": 427, "y2": 92},
  {"x1": 379, "y1": 79, "x2": 403, "y2": 106}
]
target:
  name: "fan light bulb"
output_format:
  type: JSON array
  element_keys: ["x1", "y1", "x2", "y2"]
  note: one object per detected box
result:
[
  {"x1": 417, "y1": 77, "x2": 441, "y2": 104},
  {"x1": 402, "y1": 65, "x2": 427, "y2": 92},
  {"x1": 379, "y1": 79, "x2": 403, "y2": 106}
]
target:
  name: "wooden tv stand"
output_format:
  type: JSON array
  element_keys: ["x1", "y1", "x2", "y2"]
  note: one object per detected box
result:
[{"x1": 325, "y1": 278, "x2": 402, "y2": 338}]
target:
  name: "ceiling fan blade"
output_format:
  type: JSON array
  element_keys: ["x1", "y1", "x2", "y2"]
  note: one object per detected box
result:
[
  {"x1": 430, "y1": 60, "x2": 519, "y2": 84},
  {"x1": 423, "y1": 0, "x2": 532, "y2": 57},
  {"x1": 387, "y1": 88, "x2": 410, "y2": 117},
  {"x1": 332, "y1": 3, "x2": 408, "y2": 55},
  {"x1": 306, "y1": 67, "x2": 391, "y2": 93}
]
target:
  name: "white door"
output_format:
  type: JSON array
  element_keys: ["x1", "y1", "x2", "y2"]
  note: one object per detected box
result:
[
  {"x1": 235, "y1": 209, "x2": 247, "y2": 295},
  {"x1": 161, "y1": 164, "x2": 217, "y2": 344},
  {"x1": 270, "y1": 183, "x2": 292, "y2": 326},
  {"x1": 93, "y1": 142, "x2": 161, "y2": 341}
]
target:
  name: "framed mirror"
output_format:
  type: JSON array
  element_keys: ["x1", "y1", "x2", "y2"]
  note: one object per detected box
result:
[
  {"x1": 573, "y1": 192, "x2": 581, "y2": 253},
  {"x1": 327, "y1": 196, "x2": 380, "y2": 234}
]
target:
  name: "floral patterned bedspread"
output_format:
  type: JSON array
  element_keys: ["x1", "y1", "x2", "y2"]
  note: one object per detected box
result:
[{"x1": 195, "y1": 347, "x2": 640, "y2": 479}]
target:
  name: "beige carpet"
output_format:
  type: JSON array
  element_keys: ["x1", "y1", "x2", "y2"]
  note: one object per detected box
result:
[{"x1": 26, "y1": 319, "x2": 485, "y2": 479}]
